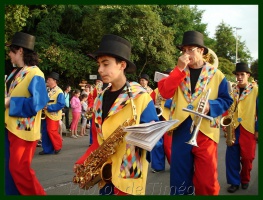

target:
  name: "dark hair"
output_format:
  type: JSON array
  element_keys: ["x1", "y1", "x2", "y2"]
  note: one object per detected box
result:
[
  {"x1": 96, "y1": 55, "x2": 126, "y2": 72},
  {"x1": 64, "y1": 85, "x2": 71, "y2": 90},
  {"x1": 73, "y1": 89, "x2": 81, "y2": 94},
  {"x1": 80, "y1": 93, "x2": 88, "y2": 101},
  {"x1": 9, "y1": 45, "x2": 39, "y2": 66}
]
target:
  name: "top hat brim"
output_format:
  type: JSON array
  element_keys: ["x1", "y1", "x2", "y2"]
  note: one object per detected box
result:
[
  {"x1": 176, "y1": 44, "x2": 208, "y2": 55},
  {"x1": 232, "y1": 70, "x2": 251, "y2": 75},
  {"x1": 88, "y1": 52, "x2": 136, "y2": 73}
]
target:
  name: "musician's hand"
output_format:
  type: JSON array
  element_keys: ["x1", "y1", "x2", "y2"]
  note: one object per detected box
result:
[
  {"x1": 5, "y1": 97, "x2": 10, "y2": 108},
  {"x1": 204, "y1": 102, "x2": 210, "y2": 115},
  {"x1": 177, "y1": 54, "x2": 190, "y2": 71}
]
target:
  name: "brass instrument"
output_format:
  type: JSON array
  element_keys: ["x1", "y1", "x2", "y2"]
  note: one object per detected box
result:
[
  {"x1": 73, "y1": 81, "x2": 137, "y2": 189},
  {"x1": 155, "y1": 93, "x2": 163, "y2": 117},
  {"x1": 203, "y1": 48, "x2": 219, "y2": 68},
  {"x1": 85, "y1": 109, "x2": 93, "y2": 120},
  {"x1": 220, "y1": 82, "x2": 237, "y2": 146},
  {"x1": 181, "y1": 48, "x2": 218, "y2": 146},
  {"x1": 183, "y1": 88, "x2": 212, "y2": 147}
]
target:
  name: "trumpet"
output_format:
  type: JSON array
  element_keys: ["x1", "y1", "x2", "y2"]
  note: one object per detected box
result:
[{"x1": 183, "y1": 88, "x2": 213, "y2": 147}]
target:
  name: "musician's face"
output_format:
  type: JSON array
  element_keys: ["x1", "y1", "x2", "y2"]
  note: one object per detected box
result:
[
  {"x1": 8, "y1": 47, "x2": 23, "y2": 66},
  {"x1": 46, "y1": 77, "x2": 57, "y2": 88},
  {"x1": 139, "y1": 78, "x2": 148, "y2": 88},
  {"x1": 236, "y1": 72, "x2": 250, "y2": 87},
  {"x1": 181, "y1": 46, "x2": 204, "y2": 68},
  {"x1": 96, "y1": 55, "x2": 126, "y2": 84}
]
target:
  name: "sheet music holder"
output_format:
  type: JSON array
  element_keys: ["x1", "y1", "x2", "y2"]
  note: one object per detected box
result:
[{"x1": 124, "y1": 119, "x2": 179, "y2": 151}]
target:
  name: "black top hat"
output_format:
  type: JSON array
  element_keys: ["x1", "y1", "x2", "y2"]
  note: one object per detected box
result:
[
  {"x1": 6, "y1": 32, "x2": 35, "y2": 51},
  {"x1": 47, "y1": 72, "x2": 59, "y2": 81},
  {"x1": 88, "y1": 34, "x2": 136, "y2": 73},
  {"x1": 232, "y1": 62, "x2": 251, "y2": 75},
  {"x1": 176, "y1": 31, "x2": 208, "y2": 55},
  {"x1": 140, "y1": 74, "x2": 150, "y2": 81}
]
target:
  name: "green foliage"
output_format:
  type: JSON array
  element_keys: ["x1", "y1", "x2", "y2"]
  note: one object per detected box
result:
[
  {"x1": 250, "y1": 59, "x2": 258, "y2": 81},
  {"x1": 5, "y1": 5, "x2": 30, "y2": 43},
  {"x1": 217, "y1": 57, "x2": 236, "y2": 82},
  {"x1": 5, "y1": 4, "x2": 257, "y2": 89}
]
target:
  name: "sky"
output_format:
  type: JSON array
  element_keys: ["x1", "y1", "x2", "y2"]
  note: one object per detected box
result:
[{"x1": 193, "y1": 5, "x2": 258, "y2": 62}]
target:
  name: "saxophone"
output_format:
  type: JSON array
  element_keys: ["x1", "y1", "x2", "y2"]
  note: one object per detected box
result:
[
  {"x1": 73, "y1": 81, "x2": 137, "y2": 189},
  {"x1": 220, "y1": 82, "x2": 237, "y2": 146}
]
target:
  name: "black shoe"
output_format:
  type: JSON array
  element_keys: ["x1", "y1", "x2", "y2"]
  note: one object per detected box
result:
[
  {"x1": 151, "y1": 169, "x2": 164, "y2": 173},
  {"x1": 54, "y1": 149, "x2": 61, "y2": 154},
  {"x1": 39, "y1": 151, "x2": 47, "y2": 155},
  {"x1": 36, "y1": 140, "x2": 42, "y2": 147},
  {"x1": 227, "y1": 185, "x2": 239, "y2": 193},
  {"x1": 241, "y1": 183, "x2": 249, "y2": 189}
]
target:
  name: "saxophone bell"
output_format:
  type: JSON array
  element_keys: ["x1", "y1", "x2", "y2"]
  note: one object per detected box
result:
[{"x1": 221, "y1": 116, "x2": 235, "y2": 146}]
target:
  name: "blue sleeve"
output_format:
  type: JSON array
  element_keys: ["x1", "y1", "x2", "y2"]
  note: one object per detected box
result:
[
  {"x1": 9, "y1": 76, "x2": 49, "y2": 117},
  {"x1": 140, "y1": 100, "x2": 159, "y2": 123},
  {"x1": 208, "y1": 77, "x2": 233, "y2": 118},
  {"x1": 255, "y1": 97, "x2": 258, "y2": 132},
  {"x1": 47, "y1": 93, "x2": 65, "y2": 112}
]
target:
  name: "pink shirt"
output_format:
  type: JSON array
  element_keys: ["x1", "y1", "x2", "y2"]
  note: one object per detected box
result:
[{"x1": 70, "y1": 96, "x2": 81, "y2": 113}]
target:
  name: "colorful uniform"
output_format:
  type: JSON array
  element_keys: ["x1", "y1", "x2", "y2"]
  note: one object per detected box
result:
[
  {"x1": 226, "y1": 83, "x2": 258, "y2": 186},
  {"x1": 5, "y1": 66, "x2": 49, "y2": 195},
  {"x1": 158, "y1": 65, "x2": 233, "y2": 195},
  {"x1": 150, "y1": 88, "x2": 172, "y2": 170},
  {"x1": 41, "y1": 86, "x2": 65, "y2": 154},
  {"x1": 75, "y1": 82, "x2": 158, "y2": 195}
]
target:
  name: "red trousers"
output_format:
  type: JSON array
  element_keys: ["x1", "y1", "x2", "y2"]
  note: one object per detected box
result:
[
  {"x1": 46, "y1": 117, "x2": 62, "y2": 151},
  {"x1": 8, "y1": 131, "x2": 46, "y2": 195},
  {"x1": 163, "y1": 132, "x2": 172, "y2": 164}
]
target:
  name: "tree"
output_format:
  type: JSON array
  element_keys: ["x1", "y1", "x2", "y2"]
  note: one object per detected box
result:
[
  {"x1": 250, "y1": 59, "x2": 258, "y2": 81},
  {"x1": 215, "y1": 22, "x2": 252, "y2": 63}
]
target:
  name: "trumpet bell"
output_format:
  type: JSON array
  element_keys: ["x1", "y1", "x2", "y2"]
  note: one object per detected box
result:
[{"x1": 185, "y1": 139, "x2": 199, "y2": 147}]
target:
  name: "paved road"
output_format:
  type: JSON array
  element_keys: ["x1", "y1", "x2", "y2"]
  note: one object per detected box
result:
[{"x1": 32, "y1": 129, "x2": 258, "y2": 196}]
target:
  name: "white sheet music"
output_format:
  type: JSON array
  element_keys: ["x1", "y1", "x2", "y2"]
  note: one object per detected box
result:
[{"x1": 125, "y1": 119, "x2": 179, "y2": 151}]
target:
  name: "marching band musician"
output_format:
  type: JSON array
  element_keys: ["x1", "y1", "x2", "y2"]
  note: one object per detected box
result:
[
  {"x1": 139, "y1": 73, "x2": 153, "y2": 94},
  {"x1": 38, "y1": 72, "x2": 65, "y2": 155},
  {"x1": 158, "y1": 31, "x2": 233, "y2": 195},
  {"x1": 74, "y1": 34, "x2": 158, "y2": 195},
  {"x1": 5, "y1": 32, "x2": 49, "y2": 195},
  {"x1": 225, "y1": 62, "x2": 258, "y2": 193}
]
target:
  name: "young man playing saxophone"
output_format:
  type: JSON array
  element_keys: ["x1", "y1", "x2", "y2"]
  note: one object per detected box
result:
[
  {"x1": 74, "y1": 34, "x2": 158, "y2": 195},
  {"x1": 225, "y1": 62, "x2": 258, "y2": 193}
]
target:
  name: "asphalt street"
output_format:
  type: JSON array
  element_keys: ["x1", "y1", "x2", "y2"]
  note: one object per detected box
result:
[{"x1": 32, "y1": 129, "x2": 258, "y2": 196}]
